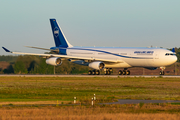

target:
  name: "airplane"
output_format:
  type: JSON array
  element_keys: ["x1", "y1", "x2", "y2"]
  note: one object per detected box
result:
[{"x1": 2, "y1": 19, "x2": 177, "y2": 75}]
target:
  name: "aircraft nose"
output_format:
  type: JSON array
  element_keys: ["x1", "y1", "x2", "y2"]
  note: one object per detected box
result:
[{"x1": 172, "y1": 55, "x2": 177, "y2": 64}]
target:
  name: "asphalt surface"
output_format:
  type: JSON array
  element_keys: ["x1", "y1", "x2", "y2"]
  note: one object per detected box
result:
[
  {"x1": 1, "y1": 99, "x2": 180, "y2": 107},
  {"x1": 1, "y1": 74, "x2": 180, "y2": 78},
  {"x1": 100, "y1": 99, "x2": 180, "y2": 105}
]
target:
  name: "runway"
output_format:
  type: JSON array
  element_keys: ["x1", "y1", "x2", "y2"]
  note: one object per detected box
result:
[
  {"x1": 0, "y1": 74, "x2": 180, "y2": 78},
  {"x1": 1, "y1": 99, "x2": 179, "y2": 107},
  {"x1": 100, "y1": 99, "x2": 180, "y2": 105}
]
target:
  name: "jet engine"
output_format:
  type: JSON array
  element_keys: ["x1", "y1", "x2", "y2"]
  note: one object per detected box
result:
[
  {"x1": 89, "y1": 61, "x2": 105, "y2": 70},
  {"x1": 46, "y1": 57, "x2": 62, "y2": 66}
]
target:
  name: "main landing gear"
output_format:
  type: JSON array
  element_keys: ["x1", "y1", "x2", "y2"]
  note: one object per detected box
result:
[
  {"x1": 88, "y1": 68, "x2": 131, "y2": 75},
  {"x1": 88, "y1": 67, "x2": 165, "y2": 75},
  {"x1": 118, "y1": 68, "x2": 130, "y2": 75},
  {"x1": 104, "y1": 68, "x2": 113, "y2": 75},
  {"x1": 159, "y1": 67, "x2": 165, "y2": 75},
  {"x1": 88, "y1": 70, "x2": 100, "y2": 75},
  {"x1": 88, "y1": 68, "x2": 113, "y2": 75}
]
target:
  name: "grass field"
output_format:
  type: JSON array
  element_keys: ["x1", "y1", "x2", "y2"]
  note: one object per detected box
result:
[
  {"x1": 0, "y1": 76, "x2": 180, "y2": 119},
  {"x1": 0, "y1": 104, "x2": 180, "y2": 120},
  {"x1": 0, "y1": 76, "x2": 180, "y2": 102}
]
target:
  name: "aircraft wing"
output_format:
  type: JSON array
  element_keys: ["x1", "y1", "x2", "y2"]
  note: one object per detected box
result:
[{"x1": 2, "y1": 47, "x2": 123, "y2": 63}]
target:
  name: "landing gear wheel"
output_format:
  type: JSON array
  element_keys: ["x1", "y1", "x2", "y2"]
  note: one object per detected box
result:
[
  {"x1": 160, "y1": 71, "x2": 164, "y2": 75},
  {"x1": 109, "y1": 68, "x2": 113, "y2": 72},
  {"x1": 123, "y1": 70, "x2": 126, "y2": 75},
  {"x1": 104, "y1": 69, "x2": 111, "y2": 75},
  {"x1": 96, "y1": 70, "x2": 100, "y2": 75},
  {"x1": 107, "y1": 70, "x2": 111, "y2": 75},
  {"x1": 105, "y1": 70, "x2": 110, "y2": 75},
  {"x1": 92, "y1": 70, "x2": 96, "y2": 75},
  {"x1": 118, "y1": 70, "x2": 122, "y2": 75},
  {"x1": 126, "y1": 70, "x2": 130, "y2": 75},
  {"x1": 88, "y1": 70, "x2": 92, "y2": 75}
]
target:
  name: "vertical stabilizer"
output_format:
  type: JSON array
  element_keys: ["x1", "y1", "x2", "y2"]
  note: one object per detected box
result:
[{"x1": 50, "y1": 19, "x2": 73, "y2": 47}]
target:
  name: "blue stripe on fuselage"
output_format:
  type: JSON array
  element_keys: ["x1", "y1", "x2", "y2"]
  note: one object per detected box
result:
[{"x1": 57, "y1": 47, "x2": 154, "y2": 59}]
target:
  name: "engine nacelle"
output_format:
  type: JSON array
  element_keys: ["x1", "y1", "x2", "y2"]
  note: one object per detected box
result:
[
  {"x1": 46, "y1": 57, "x2": 62, "y2": 66},
  {"x1": 89, "y1": 61, "x2": 105, "y2": 70},
  {"x1": 144, "y1": 67, "x2": 158, "y2": 70}
]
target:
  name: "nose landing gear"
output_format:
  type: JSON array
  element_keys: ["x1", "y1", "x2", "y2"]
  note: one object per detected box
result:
[
  {"x1": 159, "y1": 71, "x2": 164, "y2": 75},
  {"x1": 160, "y1": 67, "x2": 165, "y2": 75}
]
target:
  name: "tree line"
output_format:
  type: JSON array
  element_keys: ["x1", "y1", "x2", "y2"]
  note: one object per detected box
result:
[{"x1": 0, "y1": 55, "x2": 89, "y2": 74}]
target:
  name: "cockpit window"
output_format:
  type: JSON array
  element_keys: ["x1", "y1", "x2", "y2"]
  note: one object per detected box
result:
[{"x1": 165, "y1": 53, "x2": 175, "y2": 56}]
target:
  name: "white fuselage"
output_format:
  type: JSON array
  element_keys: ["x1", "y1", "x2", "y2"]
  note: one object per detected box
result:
[{"x1": 65, "y1": 47, "x2": 177, "y2": 68}]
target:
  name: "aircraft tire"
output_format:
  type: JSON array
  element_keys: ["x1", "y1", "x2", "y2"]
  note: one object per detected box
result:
[
  {"x1": 92, "y1": 70, "x2": 96, "y2": 75},
  {"x1": 96, "y1": 70, "x2": 100, "y2": 75},
  {"x1": 118, "y1": 70, "x2": 122, "y2": 75},
  {"x1": 123, "y1": 70, "x2": 126, "y2": 75},
  {"x1": 88, "y1": 70, "x2": 92, "y2": 75},
  {"x1": 127, "y1": 70, "x2": 130, "y2": 75},
  {"x1": 160, "y1": 71, "x2": 164, "y2": 75},
  {"x1": 108, "y1": 70, "x2": 111, "y2": 75},
  {"x1": 105, "y1": 70, "x2": 109, "y2": 75}
]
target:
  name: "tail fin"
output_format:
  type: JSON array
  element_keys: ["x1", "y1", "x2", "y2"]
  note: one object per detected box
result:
[
  {"x1": 50, "y1": 19, "x2": 73, "y2": 47},
  {"x1": 172, "y1": 48, "x2": 175, "y2": 53}
]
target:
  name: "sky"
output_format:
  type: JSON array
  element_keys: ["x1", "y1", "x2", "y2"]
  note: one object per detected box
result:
[{"x1": 0, "y1": 0, "x2": 180, "y2": 55}]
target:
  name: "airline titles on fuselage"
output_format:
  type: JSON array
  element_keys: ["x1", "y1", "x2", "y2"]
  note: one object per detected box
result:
[{"x1": 134, "y1": 51, "x2": 154, "y2": 55}]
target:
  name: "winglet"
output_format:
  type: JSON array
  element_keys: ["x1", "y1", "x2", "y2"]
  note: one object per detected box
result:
[
  {"x1": 172, "y1": 48, "x2": 175, "y2": 53},
  {"x1": 2, "y1": 47, "x2": 11, "y2": 52}
]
